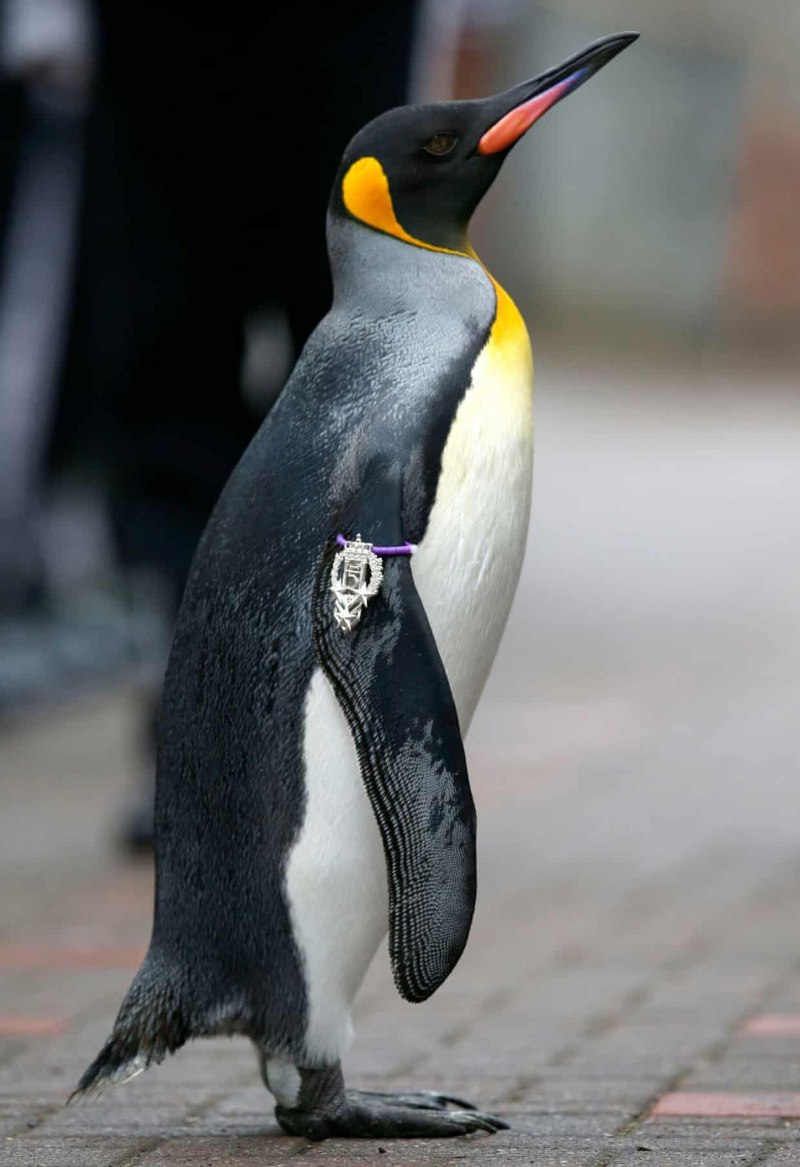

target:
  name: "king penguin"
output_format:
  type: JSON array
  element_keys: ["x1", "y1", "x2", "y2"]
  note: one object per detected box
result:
[{"x1": 76, "y1": 32, "x2": 637, "y2": 1138}]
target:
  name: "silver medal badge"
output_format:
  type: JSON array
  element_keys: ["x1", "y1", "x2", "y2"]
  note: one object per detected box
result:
[{"x1": 330, "y1": 534, "x2": 384, "y2": 632}]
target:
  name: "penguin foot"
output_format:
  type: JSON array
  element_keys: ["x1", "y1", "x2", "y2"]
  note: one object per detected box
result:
[{"x1": 272, "y1": 1064, "x2": 508, "y2": 1140}]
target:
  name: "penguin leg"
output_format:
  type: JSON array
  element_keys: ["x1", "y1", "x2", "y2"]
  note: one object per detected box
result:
[{"x1": 261, "y1": 1056, "x2": 508, "y2": 1139}]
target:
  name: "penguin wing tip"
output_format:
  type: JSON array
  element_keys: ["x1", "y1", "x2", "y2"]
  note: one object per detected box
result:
[
  {"x1": 71, "y1": 1051, "x2": 149, "y2": 1104},
  {"x1": 66, "y1": 1080, "x2": 103, "y2": 1106},
  {"x1": 399, "y1": 985, "x2": 436, "y2": 1005},
  {"x1": 392, "y1": 960, "x2": 445, "y2": 1005}
]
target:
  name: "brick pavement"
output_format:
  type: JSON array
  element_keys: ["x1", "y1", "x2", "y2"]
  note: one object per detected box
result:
[
  {"x1": 3, "y1": 372, "x2": 800, "y2": 1165},
  {"x1": 4, "y1": 708, "x2": 800, "y2": 1165}
]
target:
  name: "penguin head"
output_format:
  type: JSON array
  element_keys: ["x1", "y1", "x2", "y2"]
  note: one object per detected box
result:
[{"x1": 331, "y1": 32, "x2": 638, "y2": 255}]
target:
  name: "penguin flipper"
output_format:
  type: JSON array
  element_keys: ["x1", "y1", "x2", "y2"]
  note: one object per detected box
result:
[{"x1": 314, "y1": 496, "x2": 475, "y2": 1004}]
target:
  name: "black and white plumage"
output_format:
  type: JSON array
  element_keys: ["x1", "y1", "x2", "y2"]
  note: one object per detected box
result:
[{"x1": 76, "y1": 32, "x2": 637, "y2": 1139}]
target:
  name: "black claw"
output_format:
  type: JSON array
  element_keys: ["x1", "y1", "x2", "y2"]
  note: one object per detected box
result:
[{"x1": 449, "y1": 1109, "x2": 507, "y2": 1134}]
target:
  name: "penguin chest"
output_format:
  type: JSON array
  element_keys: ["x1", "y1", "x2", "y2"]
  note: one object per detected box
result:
[{"x1": 412, "y1": 290, "x2": 533, "y2": 731}]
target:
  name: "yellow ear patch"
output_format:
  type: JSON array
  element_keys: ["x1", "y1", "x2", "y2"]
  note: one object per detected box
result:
[{"x1": 341, "y1": 157, "x2": 418, "y2": 246}]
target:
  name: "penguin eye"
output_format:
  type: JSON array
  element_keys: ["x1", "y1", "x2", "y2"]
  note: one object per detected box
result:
[{"x1": 423, "y1": 132, "x2": 458, "y2": 157}]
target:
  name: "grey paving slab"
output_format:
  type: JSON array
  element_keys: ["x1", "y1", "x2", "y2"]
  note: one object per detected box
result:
[
  {"x1": 513, "y1": 1075, "x2": 664, "y2": 1113},
  {"x1": 763, "y1": 1148, "x2": 800, "y2": 1165},
  {"x1": 501, "y1": 1112, "x2": 620, "y2": 1137},
  {"x1": 135, "y1": 1136, "x2": 304, "y2": 1165},
  {"x1": 0, "y1": 1137, "x2": 155, "y2": 1166},
  {"x1": 0, "y1": 1095, "x2": 63, "y2": 1137},
  {"x1": 637, "y1": 1117, "x2": 800, "y2": 1143},
  {"x1": 297, "y1": 1135, "x2": 608, "y2": 1165},
  {"x1": 683, "y1": 1065, "x2": 800, "y2": 1090},
  {"x1": 34, "y1": 1092, "x2": 218, "y2": 1138},
  {"x1": 610, "y1": 1152, "x2": 762, "y2": 1166}
]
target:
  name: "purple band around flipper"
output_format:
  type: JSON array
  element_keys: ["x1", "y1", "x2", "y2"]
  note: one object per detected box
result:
[{"x1": 336, "y1": 533, "x2": 416, "y2": 556}]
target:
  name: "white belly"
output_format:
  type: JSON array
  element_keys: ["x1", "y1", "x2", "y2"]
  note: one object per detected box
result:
[
  {"x1": 286, "y1": 294, "x2": 532, "y2": 1065},
  {"x1": 412, "y1": 306, "x2": 533, "y2": 731},
  {"x1": 286, "y1": 667, "x2": 388, "y2": 1065}
]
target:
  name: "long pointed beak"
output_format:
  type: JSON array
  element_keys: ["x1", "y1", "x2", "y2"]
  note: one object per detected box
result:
[{"x1": 477, "y1": 32, "x2": 638, "y2": 156}]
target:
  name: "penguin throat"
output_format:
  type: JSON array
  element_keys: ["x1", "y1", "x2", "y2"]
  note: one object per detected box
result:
[{"x1": 341, "y1": 156, "x2": 468, "y2": 258}]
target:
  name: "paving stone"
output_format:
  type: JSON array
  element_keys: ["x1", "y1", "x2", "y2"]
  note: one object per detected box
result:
[
  {"x1": 684, "y1": 1064, "x2": 800, "y2": 1091},
  {"x1": 513, "y1": 1074, "x2": 663, "y2": 1113},
  {"x1": 637, "y1": 1116, "x2": 800, "y2": 1143},
  {"x1": 610, "y1": 1152, "x2": 761, "y2": 1165},
  {"x1": 548, "y1": 1052, "x2": 692, "y2": 1079},
  {"x1": 653, "y1": 1092, "x2": 800, "y2": 1118},
  {"x1": 0, "y1": 1092, "x2": 64, "y2": 1136},
  {"x1": 135, "y1": 1136, "x2": 303, "y2": 1165},
  {"x1": 0, "y1": 1136, "x2": 153, "y2": 1165},
  {"x1": 34, "y1": 1090, "x2": 217, "y2": 1138},
  {"x1": 0, "y1": 945, "x2": 145, "y2": 971},
  {"x1": 720, "y1": 1039, "x2": 800, "y2": 1063},
  {"x1": 556, "y1": 1030, "x2": 724, "y2": 1081},
  {"x1": 763, "y1": 1149, "x2": 800, "y2": 1164},
  {"x1": 0, "y1": 1018, "x2": 69, "y2": 1038},
  {"x1": 410, "y1": 1033, "x2": 572, "y2": 1080},
  {"x1": 298, "y1": 1135, "x2": 606, "y2": 1165},
  {"x1": 502, "y1": 1111, "x2": 620, "y2": 1137},
  {"x1": 740, "y1": 1016, "x2": 800, "y2": 1037}
]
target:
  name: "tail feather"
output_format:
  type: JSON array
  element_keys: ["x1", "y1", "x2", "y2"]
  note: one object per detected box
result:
[{"x1": 72, "y1": 959, "x2": 190, "y2": 1100}]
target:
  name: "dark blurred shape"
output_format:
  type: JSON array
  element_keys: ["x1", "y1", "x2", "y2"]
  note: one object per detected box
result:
[
  {"x1": 59, "y1": 0, "x2": 420, "y2": 613},
  {"x1": 0, "y1": 0, "x2": 91, "y2": 618},
  {"x1": 47, "y1": 1, "x2": 420, "y2": 846},
  {"x1": 0, "y1": 0, "x2": 113, "y2": 715}
]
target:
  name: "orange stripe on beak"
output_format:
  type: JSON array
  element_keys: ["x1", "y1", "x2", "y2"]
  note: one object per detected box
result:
[{"x1": 477, "y1": 72, "x2": 585, "y2": 156}]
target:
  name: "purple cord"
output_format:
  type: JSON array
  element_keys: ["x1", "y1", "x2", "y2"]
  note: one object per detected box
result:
[{"x1": 336, "y1": 533, "x2": 416, "y2": 556}]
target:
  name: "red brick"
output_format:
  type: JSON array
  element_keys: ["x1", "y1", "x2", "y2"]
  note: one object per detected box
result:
[
  {"x1": 0, "y1": 1016, "x2": 68, "y2": 1036},
  {"x1": 652, "y1": 1091, "x2": 800, "y2": 1117},
  {"x1": 0, "y1": 945, "x2": 145, "y2": 970},
  {"x1": 740, "y1": 1014, "x2": 800, "y2": 1036}
]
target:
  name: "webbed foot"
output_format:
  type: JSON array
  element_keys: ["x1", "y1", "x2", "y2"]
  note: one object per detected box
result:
[{"x1": 273, "y1": 1064, "x2": 508, "y2": 1140}]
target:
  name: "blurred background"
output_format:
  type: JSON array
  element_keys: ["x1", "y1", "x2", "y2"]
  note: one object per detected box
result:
[{"x1": 1, "y1": 0, "x2": 799, "y2": 1092}]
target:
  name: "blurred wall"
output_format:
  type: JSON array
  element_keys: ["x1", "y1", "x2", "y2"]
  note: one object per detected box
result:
[{"x1": 452, "y1": 0, "x2": 800, "y2": 356}]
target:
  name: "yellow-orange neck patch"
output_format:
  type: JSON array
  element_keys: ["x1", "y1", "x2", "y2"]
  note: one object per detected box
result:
[{"x1": 341, "y1": 155, "x2": 530, "y2": 360}]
